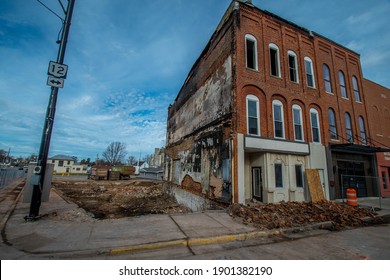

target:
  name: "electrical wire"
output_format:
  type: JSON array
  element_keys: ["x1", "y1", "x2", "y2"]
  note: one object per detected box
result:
[{"x1": 35, "y1": 0, "x2": 65, "y2": 22}]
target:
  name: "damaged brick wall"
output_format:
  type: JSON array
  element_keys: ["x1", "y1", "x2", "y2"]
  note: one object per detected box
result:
[{"x1": 165, "y1": 10, "x2": 236, "y2": 204}]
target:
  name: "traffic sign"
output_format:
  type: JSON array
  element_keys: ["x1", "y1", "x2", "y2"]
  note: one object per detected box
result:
[
  {"x1": 48, "y1": 61, "x2": 68, "y2": 79},
  {"x1": 47, "y1": 76, "x2": 64, "y2": 88}
]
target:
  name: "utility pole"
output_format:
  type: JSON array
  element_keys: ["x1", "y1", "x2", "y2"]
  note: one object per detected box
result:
[{"x1": 26, "y1": 0, "x2": 76, "y2": 220}]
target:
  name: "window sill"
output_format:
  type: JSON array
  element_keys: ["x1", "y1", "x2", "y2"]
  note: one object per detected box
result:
[
  {"x1": 307, "y1": 85, "x2": 316, "y2": 89},
  {"x1": 246, "y1": 67, "x2": 259, "y2": 73},
  {"x1": 355, "y1": 101, "x2": 363, "y2": 104},
  {"x1": 326, "y1": 91, "x2": 334, "y2": 95},
  {"x1": 270, "y1": 75, "x2": 282, "y2": 80}
]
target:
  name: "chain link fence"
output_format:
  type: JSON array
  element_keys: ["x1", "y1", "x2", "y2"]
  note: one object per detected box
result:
[
  {"x1": 0, "y1": 167, "x2": 26, "y2": 189},
  {"x1": 341, "y1": 174, "x2": 382, "y2": 210}
]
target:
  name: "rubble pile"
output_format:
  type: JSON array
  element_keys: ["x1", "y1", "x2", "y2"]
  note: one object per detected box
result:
[
  {"x1": 229, "y1": 200, "x2": 376, "y2": 231},
  {"x1": 53, "y1": 180, "x2": 191, "y2": 219}
]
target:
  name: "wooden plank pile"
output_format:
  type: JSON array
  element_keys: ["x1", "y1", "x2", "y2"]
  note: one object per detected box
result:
[{"x1": 229, "y1": 200, "x2": 376, "y2": 231}]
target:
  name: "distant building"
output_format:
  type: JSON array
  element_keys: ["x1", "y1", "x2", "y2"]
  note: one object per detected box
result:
[
  {"x1": 151, "y1": 148, "x2": 165, "y2": 167},
  {"x1": 47, "y1": 155, "x2": 87, "y2": 174},
  {"x1": 140, "y1": 167, "x2": 164, "y2": 180},
  {"x1": 134, "y1": 161, "x2": 149, "y2": 175}
]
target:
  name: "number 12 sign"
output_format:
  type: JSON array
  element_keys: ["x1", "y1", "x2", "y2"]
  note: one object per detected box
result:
[{"x1": 48, "y1": 61, "x2": 68, "y2": 79}]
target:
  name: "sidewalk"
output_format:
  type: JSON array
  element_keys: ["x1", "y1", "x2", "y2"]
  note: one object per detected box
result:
[
  {"x1": 1, "y1": 188, "x2": 266, "y2": 259},
  {"x1": 2, "y1": 183, "x2": 390, "y2": 260}
]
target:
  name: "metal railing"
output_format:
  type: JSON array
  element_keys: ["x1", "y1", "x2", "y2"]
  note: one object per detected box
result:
[{"x1": 0, "y1": 167, "x2": 26, "y2": 189}]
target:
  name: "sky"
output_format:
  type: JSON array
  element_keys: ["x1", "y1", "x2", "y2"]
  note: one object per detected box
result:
[{"x1": 0, "y1": 0, "x2": 389, "y2": 162}]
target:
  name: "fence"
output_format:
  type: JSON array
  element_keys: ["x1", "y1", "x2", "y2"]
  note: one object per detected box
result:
[
  {"x1": 340, "y1": 174, "x2": 382, "y2": 209},
  {"x1": 0, "y1": 167, "x2": 26, "y2": 189}
]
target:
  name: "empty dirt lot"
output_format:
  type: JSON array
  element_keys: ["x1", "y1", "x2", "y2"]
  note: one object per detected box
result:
[
  {"x1": 52, "y1": 179, "x2": 191, "y2": 219},
  {"x1": 51, "y1": 178, "x2": 388, "y2": 231}
]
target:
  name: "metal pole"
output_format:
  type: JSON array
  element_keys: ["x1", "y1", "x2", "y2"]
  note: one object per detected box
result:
[{"x1": 27, "y1": 0, "x2": 76, "y2": 220}]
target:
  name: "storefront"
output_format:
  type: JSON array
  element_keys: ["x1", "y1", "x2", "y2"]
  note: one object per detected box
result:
[{"x1": 328, "y1": 144, "x2": 390, "y2": 199}]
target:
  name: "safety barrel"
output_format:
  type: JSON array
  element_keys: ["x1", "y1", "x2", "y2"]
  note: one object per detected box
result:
[{"x1": 346, "y1": 188, "x2": 358, "y2": 207}]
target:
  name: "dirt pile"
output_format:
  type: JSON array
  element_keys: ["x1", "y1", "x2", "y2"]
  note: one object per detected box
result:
[
  {"x1": 229, "y1": 201, "x2": 378, "y2": 231},
  {"x1": 52, "y1": 180, "x2": 191, "y2": 219}
]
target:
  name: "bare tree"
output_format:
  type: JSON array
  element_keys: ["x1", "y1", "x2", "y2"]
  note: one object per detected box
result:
[
  {"x1": 142, "y1": 154, "x2": 153, "y2": 166},
  {"x1": 102, "y1": 142, "x2": 127, "y2": 165},
  {"x1": 127, "y1": 155, "x2": 137, "y2": 165}
]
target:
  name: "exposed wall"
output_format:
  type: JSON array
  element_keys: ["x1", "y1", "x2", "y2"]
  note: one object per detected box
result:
[{"x1": 165, "y1": 11, "x2": 236, "y2": 203}]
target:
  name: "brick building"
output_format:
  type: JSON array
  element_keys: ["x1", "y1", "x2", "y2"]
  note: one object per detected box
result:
[
  {"x1": 165, "y1": 0, "x2": 390, "y2": 204},
  {"x1": 364, "y1": 79, "x2": 390, "y2": 197}
]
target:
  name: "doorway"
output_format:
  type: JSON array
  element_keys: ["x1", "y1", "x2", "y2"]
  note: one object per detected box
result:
[{"x1": 252, "y1": 167, "x2": 263, "y2": 202}]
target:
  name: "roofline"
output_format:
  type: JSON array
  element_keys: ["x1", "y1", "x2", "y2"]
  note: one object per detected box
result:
[
  {"x1": 249, "y1": 4, "x2": 360, "y2": 56},
  {"x1": 363, "y1": 77, "x2": 390, "y2": 91},
  {"x1": 172, "y1": 0, "x2": 361, "y2": 105}
]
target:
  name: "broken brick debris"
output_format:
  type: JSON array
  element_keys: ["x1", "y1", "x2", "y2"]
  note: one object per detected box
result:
[{"x1": 229, "y1": 201, "x2": 378, "y2": 231}]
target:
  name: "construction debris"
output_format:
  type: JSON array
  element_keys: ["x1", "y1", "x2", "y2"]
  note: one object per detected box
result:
[{"x1": 229, "y1": 201, "x2": 379, "y2": 231}]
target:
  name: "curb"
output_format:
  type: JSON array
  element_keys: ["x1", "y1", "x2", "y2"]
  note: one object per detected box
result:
[{"x1": 109, "y1": 221, "x2": 334, "y2": 256}]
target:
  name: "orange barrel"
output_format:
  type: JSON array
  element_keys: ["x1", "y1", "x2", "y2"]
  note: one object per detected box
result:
[{"x1": 346, "y1": 188, "x2": 358, "y2": 207}]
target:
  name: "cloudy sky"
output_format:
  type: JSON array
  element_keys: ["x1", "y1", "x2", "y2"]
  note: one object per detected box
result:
[{"x1": 1, "y1": 0, "x2": 389, "y2": 161}]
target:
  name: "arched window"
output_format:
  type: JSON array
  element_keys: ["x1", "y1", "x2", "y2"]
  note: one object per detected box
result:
[
  {"x1": 273, "y1": 100, "x2": 285, "y2": 139},
  {"x1": 269, "y1": 43, "x2": 281, "y2": 77},
  {"x1": 246, "y1": 95, "x2": 260, "y2": 136},
  {"x1": 310, "y1": 108, "x2": 321, "y2": 143},
  {"x1": 292, "y1": 104, "x2": 304, "y2": 141},
  {"x1": 288, "y1": 51, "x2": 299, "y2": 83},
  {"x1": 338, "y1": 71, "x2": 348, "y2": 98},
  {"x1": 359, "y1": 117, "x2": 367, "y2": 145},
  {"x1": 345, "y1": 112, "x2": 354, "y2": 143},
  {"x1": 305, "y1": 57, "x2": 315, "y2": 88},
  {"x1": 323, "y1": 64, "x2": 332, "y2": 93},
  {"x1": 328, "y1": 108, "x2": 338, "y2": 140},
  {"x1": 245, "y1": 34, "x2": 258, "y2": 70},
  {"x1": 352, "y1": 76, "x2": 362, "y2": 102}
]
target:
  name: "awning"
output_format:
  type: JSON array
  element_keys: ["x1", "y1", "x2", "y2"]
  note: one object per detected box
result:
[{"x1": 330, "y1": 143, "x2": 390, "y2": 155}]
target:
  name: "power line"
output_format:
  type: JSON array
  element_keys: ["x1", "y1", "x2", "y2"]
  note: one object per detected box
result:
[{"x1": 35, "y1": 0, "x2": 65, "y2": 22}]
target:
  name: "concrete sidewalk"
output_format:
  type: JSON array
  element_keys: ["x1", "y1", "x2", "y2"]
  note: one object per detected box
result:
[
  {"x1": 1, "y1": 188, "x2": 266, "y2": 259},
  {"x1": 2, "y1": 183, "x2": 390, "y2": 260}
]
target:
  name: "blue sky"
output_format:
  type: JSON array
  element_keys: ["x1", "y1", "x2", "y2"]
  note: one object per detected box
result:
[{"x1": 1, "y1": 0, "x2": 389, "y2": 161}]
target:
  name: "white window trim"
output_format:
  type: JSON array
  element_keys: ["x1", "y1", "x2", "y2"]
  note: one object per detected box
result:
[
  {"x1": 323, "y1": 64, "x2": 333, "y2": 94},
  {"x1": 292, "y1": 104, "x2": 304, "y2": 142},
  {"x1": 269, "y1": 43, "x2": 281, "y2": 78},
  {"x1": 246, "y1": 94, "x2": 260, "y2": 136},
  {"x1": 288, "y1": 50, "x2": 299, "y2": 83},
  {"x1": 273, "y1": 100, "x2": 285, "y2": 139},
  {"x1": 359, "y1": 116, "x2": 367, "y2": 145},
  {"x1": 345, "y1": 112, "x2": 354, "y2": 143},
  {"x1": 352, "y1": 76, "x2": 362, "y2": 103},
  {"x1": 304, "y1": 57, "x2": 316, "y2": 88},
  {"x1": 310, "y1": 108, "x2": 321, "y2": 143},
  {"x1": 245, "y1": 34, "x2": 258, "y2": 71},
  {"x1": 328, "y1": 108, "x2": 338, "y2": 141},
  {"x1": 338, "y1": 71, "x2": 348, "y2": 99}
]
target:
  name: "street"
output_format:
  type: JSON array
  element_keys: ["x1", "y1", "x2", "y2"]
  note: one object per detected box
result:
[{"x1": 110, "y1": 224, "x2": 390, "y2": 260}]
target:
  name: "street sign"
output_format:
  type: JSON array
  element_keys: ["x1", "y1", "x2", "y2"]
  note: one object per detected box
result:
[
  {"x1": 48, "y1": 61, "x2": 68, "y2": 79},
  {"x1": 47, "y1": 76, "x2": 64, "y2": 88}
]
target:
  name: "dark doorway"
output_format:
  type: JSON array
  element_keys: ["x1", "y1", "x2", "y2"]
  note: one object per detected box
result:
[{"x1": 252, "y1": 167, "x2": 263, "y2": 202}]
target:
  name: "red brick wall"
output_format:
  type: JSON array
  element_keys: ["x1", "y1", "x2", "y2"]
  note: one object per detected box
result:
[
  {"x1": 233, "y1": 4, "x2": 370, "y2": 147},
  {"x1": 363, "y1": 78, "x2": 390, "y2": 148}
]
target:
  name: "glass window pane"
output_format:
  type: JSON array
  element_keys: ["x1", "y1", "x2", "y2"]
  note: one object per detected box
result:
[
  {"x1": 246, "y1": 39, "x2": 255, "y2": 69},
  {"x1": 295, "y1": 165, "x2": 303, "y2": 188},
  {"x1": 249, "y1": 117, "x2": 258, "y2": 135},
  {"x1": 248, "y1": 100, "x2": 257, "y2": 117},
  {"x1": 275, "y1": 164, "x2": 283, "y2": 188},
  {"x1": 274, "y1": 105, "x2": 282, "y2": 121}
]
